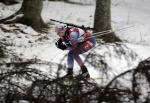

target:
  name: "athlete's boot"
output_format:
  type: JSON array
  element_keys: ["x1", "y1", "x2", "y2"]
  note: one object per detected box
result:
[
  {"x1": 78, "y1": 66, "x2": 90, "y2": 79},
  {"x1": 65, "y1": 68, "x2": 73, "y2": 78}
]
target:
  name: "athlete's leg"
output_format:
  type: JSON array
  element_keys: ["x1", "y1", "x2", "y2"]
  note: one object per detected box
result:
[{"x1": 66, "y1": 51, "x2": 74, "y2": 76}]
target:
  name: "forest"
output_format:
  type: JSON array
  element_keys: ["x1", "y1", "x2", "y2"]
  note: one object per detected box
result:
[{"x1": 0, "y1": 0, "x2": 150, "y2": 103}]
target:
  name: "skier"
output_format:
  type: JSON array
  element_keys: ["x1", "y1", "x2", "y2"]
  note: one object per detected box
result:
[{"x1": 55, "y1": 24, "x2": 96, "y2": 79}]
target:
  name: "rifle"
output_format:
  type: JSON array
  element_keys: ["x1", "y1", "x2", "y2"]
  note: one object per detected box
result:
[
  {"x1": 50, "y1": 19, "x2": 133, "y2": 41},
  {"x1": 50, "y1": 19, "x2": 94, "y2": 31}
]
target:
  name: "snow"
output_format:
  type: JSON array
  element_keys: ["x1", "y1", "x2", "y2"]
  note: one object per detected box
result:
[
  {"x1": 18, "y1": 100, "x2": 29, "y2": 103},
  {"x1": 42, "y1": 1, "x2": 95, "y2": 26},
  {"x1": 0, "y1": 0, "x2": 150, "y2": 86},
  {"x1": 0, "y1": 2, "x2": 21, "y2": 19},
  {"x1": 112, "y1": 0, "x2": 150, "y2": 45}
]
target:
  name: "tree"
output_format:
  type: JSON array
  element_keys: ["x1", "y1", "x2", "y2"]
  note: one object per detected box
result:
[
  {"x1": 0, "y1": 0, "x2": 47, "y2": 31},
  {"x1": 20, "y1": 0, "x2": 46, "y2": 31},
  {"x1": 94, "y1": 0, "x2": 121, "y2": 43}
]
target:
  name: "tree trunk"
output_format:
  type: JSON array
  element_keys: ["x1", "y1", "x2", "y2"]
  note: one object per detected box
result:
[
  {"x1": 21, "y1": 0, "x2": 46, "y2": 31},
  {"x1": 94, "y1": 0, "x2": 121, "y2": 43}
]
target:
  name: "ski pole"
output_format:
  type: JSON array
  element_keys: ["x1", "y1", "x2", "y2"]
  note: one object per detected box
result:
[
  {"x1": 76, "y1": 29, "x2": 112, "y2": 42},
  {"x1": 81, "y1": 30, "x2": 113, "y2": 41},
  {"x1": 77, "y1": 25, "x2": 134, "y2": 42},
  {"x1": 93, "y1": 25, "x2": 133, "y2": 36},
  {"x1": 93, "y1": 29, "x2": 112, "y2": 35}
]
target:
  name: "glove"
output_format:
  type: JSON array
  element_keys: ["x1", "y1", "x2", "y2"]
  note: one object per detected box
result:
[
  {"x1": 63, "y1": 38, "x2": 72, "y2": 47},
  {"x1": 64, "y1": 40, "x2": 72, "y2": 47},
  {"x1": 55, "y1": 38, "x2": 67, "y2": 50}
]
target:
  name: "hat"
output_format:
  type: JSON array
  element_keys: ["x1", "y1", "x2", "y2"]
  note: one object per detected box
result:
[{"x1": 55, "y1": 24, "x2": 66, "y2": 33}]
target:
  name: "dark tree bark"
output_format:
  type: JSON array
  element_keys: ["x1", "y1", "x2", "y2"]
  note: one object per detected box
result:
[
  {"x1": 20, "y1": 0, "x2": 46, "y2": 31},
  {"x1": 0, "y1": 0, "x2": 47, "y2": 32},
  {"x1": 94, "y1": 0, "x2": 121, "y2": 43}
]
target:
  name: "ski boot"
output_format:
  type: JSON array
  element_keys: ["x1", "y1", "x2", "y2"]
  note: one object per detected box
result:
[
  {"x1": 64, "y1": 68, "x2": 73, "y2": 79},
  {"x1": 77, "y1": 66, "x2": 90, "y2": 79}
]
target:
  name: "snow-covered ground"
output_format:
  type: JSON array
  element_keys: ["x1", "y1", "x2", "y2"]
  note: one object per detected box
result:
[
  {"x1": 0, "y1": 0, "x2": 150, "y2": 85},
  {"x1": 112, "y1": 0, "x2": 150, "y2": 45}
]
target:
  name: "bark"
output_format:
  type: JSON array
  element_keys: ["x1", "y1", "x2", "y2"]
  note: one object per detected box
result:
[
  {"x1": 0, "y1": 0, "x2": 47, "y2": 32},
  {"x1": 21, "y1": 0, "x2": 47, "y2": 31},
  {"x1": 94, "y1": 0, "x2": 121, "y2": 43}
]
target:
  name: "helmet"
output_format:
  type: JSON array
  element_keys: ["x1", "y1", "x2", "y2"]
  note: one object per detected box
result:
[{"x1": 55, "y1": 24, "x2": 66, "y2": 33}]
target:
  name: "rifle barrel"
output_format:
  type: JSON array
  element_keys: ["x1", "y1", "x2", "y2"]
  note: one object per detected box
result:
[{"x1": 50, "y1": 19, "x2": 93, "y2": 30}]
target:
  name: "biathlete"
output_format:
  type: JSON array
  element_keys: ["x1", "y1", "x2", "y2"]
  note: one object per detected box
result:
[{"x1": 55, "y1": 24, "x2": 96, "y2": 79}]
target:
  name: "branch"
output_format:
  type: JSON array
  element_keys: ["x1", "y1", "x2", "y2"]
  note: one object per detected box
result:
[{"x1": 0, "y1": 8, "x2": 23, "y2": 23}]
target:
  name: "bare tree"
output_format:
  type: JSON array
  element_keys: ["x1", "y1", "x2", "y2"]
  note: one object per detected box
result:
[
  {"x1": 20, "y1": 0, "x2": 47, "y2": 31},
  {"x1": 0, "y1": 0, "x2": 47, "y2": 31},
  {"x1": 94, "y1": 0, "x2": 121, "y2": 43}
]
